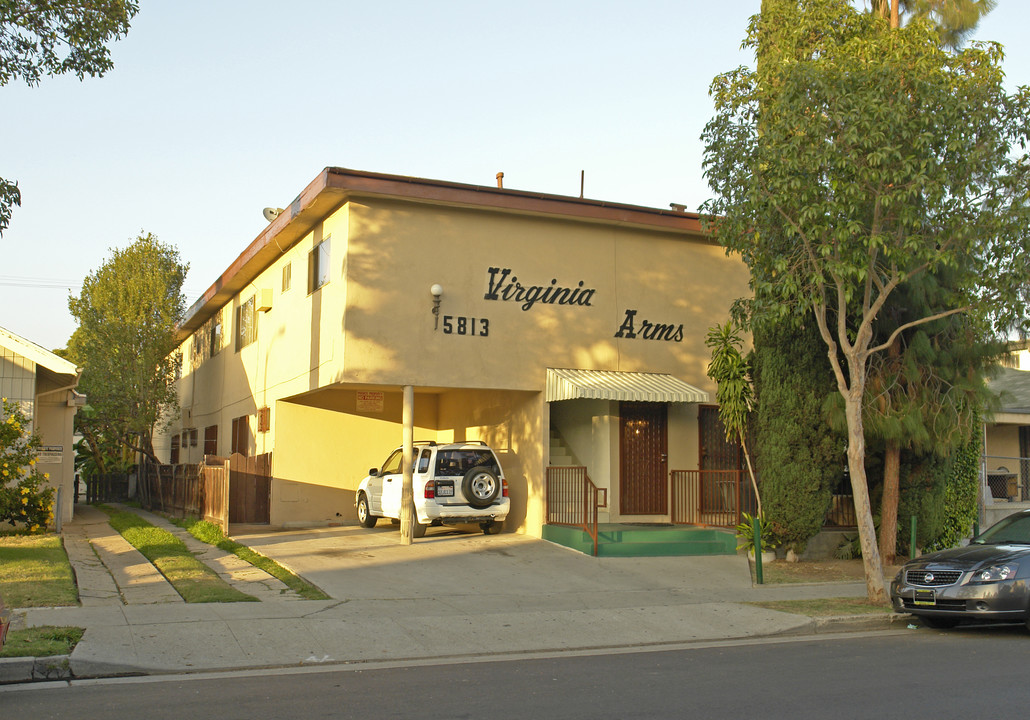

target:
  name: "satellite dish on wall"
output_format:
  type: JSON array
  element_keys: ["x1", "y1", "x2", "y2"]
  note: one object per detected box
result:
[{"x1": 263, "y1": 207, "x2": 284, "y2": 222}]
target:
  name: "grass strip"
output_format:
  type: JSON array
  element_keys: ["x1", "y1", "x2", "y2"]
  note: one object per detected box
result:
[
  {"x1": 99, "y1": 506, "x2": 258, "y2": 603},
  {"x1": 0, "y1": 534, "x2": 78, "y2": 607},
  {"x1": 0, "y1": 626, "x2": 84, "y2": 658},
  {"x1": 171, "y1": 518, "x2": 329, "y2": 600},
  {"x1": 746, "y1": 597, "x2": 892, "y2": 617}
]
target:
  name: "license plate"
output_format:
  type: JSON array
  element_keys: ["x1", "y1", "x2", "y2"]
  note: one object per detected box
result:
[
  {"x1": 436, "y1": 482, "x2": 454, "y2": 497},
  {"x1": 913, "y1": 589, "x2": 936, "y2": 606}
]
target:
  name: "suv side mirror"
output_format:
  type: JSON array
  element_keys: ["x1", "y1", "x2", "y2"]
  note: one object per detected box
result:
[{"x1": 369, "y1": 468, "x2": 379, "y2": 476}]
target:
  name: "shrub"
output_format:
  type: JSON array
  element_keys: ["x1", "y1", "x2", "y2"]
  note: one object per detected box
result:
[
  {"x1": 0, "y1": 398, "x2": 55, "y2": 532},
  {"x1": 752, "y1": 321, "x2": 844, "y2": 552}
]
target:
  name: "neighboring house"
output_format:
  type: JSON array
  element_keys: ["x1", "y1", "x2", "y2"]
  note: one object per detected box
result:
[
  {"x1": 983, "y1": 365, "x2": 1030, "y2": 526},
  {"x1": 999, "y1": 339, "x2": 1030, "y2": 371},
  {"x1": 0, "y1": 325, "x2": 84, "y2": 527},
  {"x1": 159, "y1": 167, "x2": 750, "y2": 536}
]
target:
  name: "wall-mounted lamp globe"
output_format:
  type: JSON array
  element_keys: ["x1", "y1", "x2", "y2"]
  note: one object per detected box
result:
[{"x1": 430, "y1": 284, "x2": 443, "y2": 329}]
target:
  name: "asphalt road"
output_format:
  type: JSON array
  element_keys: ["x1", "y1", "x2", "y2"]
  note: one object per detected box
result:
[{"x1": 4, "y1": 626, "x2": 1030, "y2": 719}]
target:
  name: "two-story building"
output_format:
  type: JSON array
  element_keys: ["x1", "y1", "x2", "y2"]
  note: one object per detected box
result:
[{"x1": 161, "y1": 167, "x2": 750, "y2": 536}]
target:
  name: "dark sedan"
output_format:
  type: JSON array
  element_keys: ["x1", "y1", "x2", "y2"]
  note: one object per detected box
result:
[{"x1": 891, "y1": 509, "x2": 1030, "y2": 629}]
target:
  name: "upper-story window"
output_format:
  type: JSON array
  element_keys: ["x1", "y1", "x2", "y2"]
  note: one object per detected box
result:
[
  {"x1": 210, "y1": 311, "x2": 223, "y2": 357},
  {"x1": 282, "y1": 262, "x2": 292, "y2": 292},
  {"x1": 308, "y1": 237, "x2": 330, "y2": 293},
  {"x1": 235, "y1": 295, "x2": 257, "y2": 351}
]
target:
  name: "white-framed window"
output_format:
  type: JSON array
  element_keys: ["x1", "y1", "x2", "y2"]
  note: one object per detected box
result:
[
  {"x1": 210, "y1": 310, "x2": 223, "y2": 357},
  {"x1": 308, "y1": 237, "x2": 330, "y2": 293},
  {"x1": 235, "y1": 295, "x2": 257, "y2": 351}
]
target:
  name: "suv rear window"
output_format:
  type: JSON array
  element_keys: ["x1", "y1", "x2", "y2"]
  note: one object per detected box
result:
[{"x1": 434, "y1": 449, "x2": 499, "y2": 477}]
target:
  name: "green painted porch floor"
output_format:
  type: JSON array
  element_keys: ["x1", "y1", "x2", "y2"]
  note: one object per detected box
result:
[{"x1": 542, "y1": 523, "x2": 738, "y2": 557}]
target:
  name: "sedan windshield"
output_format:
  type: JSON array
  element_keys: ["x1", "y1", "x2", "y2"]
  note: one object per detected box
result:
[{"x1": 974, "y1": 514, "x2": 1030, "y2": 545}]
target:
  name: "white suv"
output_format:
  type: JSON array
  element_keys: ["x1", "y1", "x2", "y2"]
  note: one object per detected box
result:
[{"x1": 355, "y1": 441, "x2": 509, "y2": 537}]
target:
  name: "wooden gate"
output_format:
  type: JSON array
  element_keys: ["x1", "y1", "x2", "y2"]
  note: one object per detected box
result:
[
  {"x1": 229, "y1": 452, "x2": 271, "y2": 524},
  {"x1": 619, "y1": 402, "x2": 668, "y2": 515},
  {"x1": 200, "y1": 456, "x2": 230, "y2": 534}
]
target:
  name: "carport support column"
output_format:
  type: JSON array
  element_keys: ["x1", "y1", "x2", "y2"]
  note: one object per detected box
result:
[{"x1": 400, "y1": 385, "x2": 415, "y2": 545}]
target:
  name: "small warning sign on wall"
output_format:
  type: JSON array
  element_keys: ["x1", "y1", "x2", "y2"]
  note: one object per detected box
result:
[{"x1": 357, "y1": 391, "x2": 385, "y2": 413}]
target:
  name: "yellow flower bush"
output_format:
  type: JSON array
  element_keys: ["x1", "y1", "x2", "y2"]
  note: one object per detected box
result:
[{"x1": 0, "y1": 398, "x2": 54, "y2": 533}]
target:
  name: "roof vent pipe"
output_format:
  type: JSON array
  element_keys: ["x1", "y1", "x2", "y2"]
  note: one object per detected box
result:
[{"x1": 496, "y1": 172, "x2": 504, "y2": 188}]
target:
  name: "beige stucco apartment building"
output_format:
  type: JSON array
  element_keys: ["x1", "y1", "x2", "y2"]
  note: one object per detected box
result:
[
  {"x1": 0, "y1": 325, "x2": 83, "y2": 527},
  {"x1": 161, "y1": 168, "x2": 750, "y2": 536}
]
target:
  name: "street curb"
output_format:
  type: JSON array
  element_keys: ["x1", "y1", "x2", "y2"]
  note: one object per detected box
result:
[
  {"x1": 0, "y1": 655, "x2": 72, "y2": 685},
  {"x1": 812, "y1": 612, "x2": 906, "y2": 633},
  {"x1": 1, "y1": 615, "x2": 910, "y2": 685}
]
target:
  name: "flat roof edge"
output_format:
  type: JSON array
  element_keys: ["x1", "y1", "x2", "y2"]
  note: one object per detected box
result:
[{"x1": 178, "y1": 167, "x2": 709, "y2": 341}]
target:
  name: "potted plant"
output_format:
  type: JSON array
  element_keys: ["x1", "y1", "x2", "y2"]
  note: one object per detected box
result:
[{"x1": 736, "y1": 512, "x2": 779, "y2": 563}]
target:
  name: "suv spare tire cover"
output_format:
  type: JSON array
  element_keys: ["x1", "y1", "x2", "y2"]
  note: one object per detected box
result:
[{"x1": 462, "y1": 467, "x2": 500, "y2": 508}]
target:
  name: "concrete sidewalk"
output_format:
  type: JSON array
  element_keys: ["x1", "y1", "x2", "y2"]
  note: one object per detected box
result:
[{"x1": 2, "y1": 505, "x2": 900, "y2": 683}]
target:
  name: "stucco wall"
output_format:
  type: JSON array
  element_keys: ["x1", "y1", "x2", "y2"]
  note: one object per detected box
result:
[
  {"x1": 340, "y1": 199, "x2": 745, "y2": 392},
  {"x1": 164, "y1": 188, "x2": 747, "y2": 532},
  {"x1": 986, "y1": 424, "x2": 1021, "y2": 466},
  {"x1": 271, "y1": 389, "x2": 440, "y2": 527}
]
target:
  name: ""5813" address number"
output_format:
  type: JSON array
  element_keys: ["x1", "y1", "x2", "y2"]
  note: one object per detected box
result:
[{"x1": 442, "y1": 315, "x2": 489, "y2": 337}]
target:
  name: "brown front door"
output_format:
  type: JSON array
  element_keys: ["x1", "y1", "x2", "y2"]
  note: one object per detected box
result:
[{"x1": 619, "y1": 402, "x2": 668, "y2": 515}]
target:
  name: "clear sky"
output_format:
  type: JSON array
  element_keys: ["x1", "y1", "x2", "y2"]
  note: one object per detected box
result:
[{"x1": 2, "y1": 1, "x2": 1028, "y2": 351}]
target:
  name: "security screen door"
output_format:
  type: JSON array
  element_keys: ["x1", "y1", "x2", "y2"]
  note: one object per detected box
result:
[{"x1": 619, "y1": 402, "x2": 668, "y2": 515}]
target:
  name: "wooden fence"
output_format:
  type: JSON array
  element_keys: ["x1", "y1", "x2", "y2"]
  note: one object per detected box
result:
[
  {"x1": 84, "y1": 472, "x2": 131, "y2": 504},
  {"x1": 139, "y1": 455, "x2": 233, "y2": 534}
]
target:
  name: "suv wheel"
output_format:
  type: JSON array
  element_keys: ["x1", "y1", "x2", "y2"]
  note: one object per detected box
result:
[
  {"x1": 463, "y1": 467, "x2": 500, "y2": 509},
  {"x1": 412, "y1": 518, "x2": 428, "y2": 538},
  {"x1": 357, "y1": 494, "x2": 377, "y2": 528}
]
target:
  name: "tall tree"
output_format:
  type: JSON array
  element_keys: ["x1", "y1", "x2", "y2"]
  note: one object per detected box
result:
[
  {"x1": 861, "y1": 0, "x2": 996, "y2": 565},
  {"x1": 869, "y1": 0, "x2": 996, "y2": 48},
  {"x1": 702, "y1": 0, "x2": 1030, "y2": 602},
  {"x1": 862, "y1": 270, "x2": 1000, "y2": 563},
  {"x1": 67, "y1": 233, "x2": 188, "y2": 465},
  {"x1": 0, "y1": 0, "x2": 138, "y2": 234}
]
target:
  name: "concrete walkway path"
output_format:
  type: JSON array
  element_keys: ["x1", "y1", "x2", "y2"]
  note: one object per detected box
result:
[{"x1": 3, "y1": 506, "x2": 899, "y2": 683}]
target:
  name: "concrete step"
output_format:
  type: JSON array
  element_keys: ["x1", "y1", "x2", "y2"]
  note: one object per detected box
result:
[{"x1": 542, "y1": 524, "x2": 737, "y2": 557}]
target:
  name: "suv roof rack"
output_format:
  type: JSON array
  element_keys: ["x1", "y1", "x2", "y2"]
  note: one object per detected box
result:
[{"x1": 412, "y1": 440, "x2": 437, "y2": 446}]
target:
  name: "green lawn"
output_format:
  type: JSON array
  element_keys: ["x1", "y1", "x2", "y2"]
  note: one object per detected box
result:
[
  {"x1": 172, "y1": 517, "x2": 329, "y2": 601},
  {"x1": 746, "y1": 597, "x2": 893, "y2": 616},
  {"x1": 0, "y1": 534, "x2": 78, "y2": 607},
  {"x1": 100, "y1": 506, "x2": 258, "y2": 603},
  {"x1": 1, "y1": 626, "x2": 83, "y2": 658}
]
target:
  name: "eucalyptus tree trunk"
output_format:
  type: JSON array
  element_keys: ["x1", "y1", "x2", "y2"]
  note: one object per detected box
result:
[
  {"x1": 844, "y1": 390, "x2": 888, "y2": 603},
  {"x1": 879, "y1": 441, "x2": 901, "y2": 564}
]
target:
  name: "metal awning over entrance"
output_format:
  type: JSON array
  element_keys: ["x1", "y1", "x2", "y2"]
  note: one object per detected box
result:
[{"x1": 545, "y1": 368, "x2": 709, "y2": 403}]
